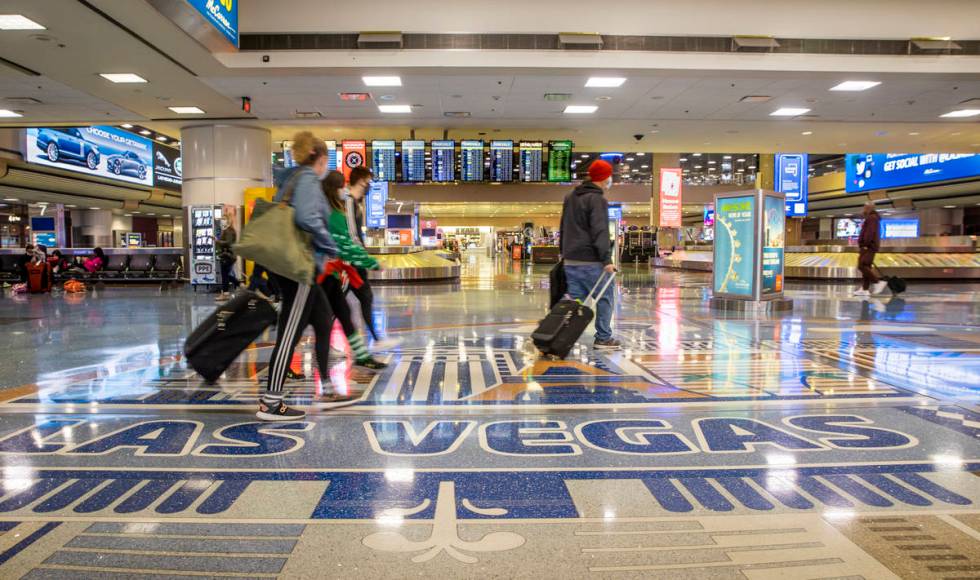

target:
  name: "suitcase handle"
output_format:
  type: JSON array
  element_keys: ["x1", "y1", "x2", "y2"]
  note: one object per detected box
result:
[{"x1": 585, "y1": 271, "x2": 616, "y2": 306}]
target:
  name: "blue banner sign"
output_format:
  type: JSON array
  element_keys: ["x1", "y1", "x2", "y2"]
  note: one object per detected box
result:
[
  {"x1": 25, "y1": 126, "x2": 154, "y2": 187},
  {"x1": 186, "y1": 0, "x2": 239, "y2": 46},
  {"x1": 776, "y1": 153, "x2": 808, "y2": 216},
  {"x1": 713, "y1": 195, "x2": 756, "y2": 297},
  {"x1": 846, "y1": 153, "x2": 980, "y2": 193},
  {"x1": 366, "y1": 181, "x2": 388, "y2": 229}
]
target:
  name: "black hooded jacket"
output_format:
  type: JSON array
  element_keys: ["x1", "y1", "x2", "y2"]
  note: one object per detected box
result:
[{"x1": 559, "y1": 181, "x2": 611, "y2": 265}]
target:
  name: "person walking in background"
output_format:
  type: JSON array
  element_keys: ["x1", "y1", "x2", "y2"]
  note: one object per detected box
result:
[
  {"x1": 855, "y1": 201, "x2": 887, "y2": 297},
  {"x1": 559, "y1": 159, "x2": 620, "y2": 350},
  {"x1": 260, "y1": 131, "x2": 339, "y2": 421},
  {"x1": 216, "y1": 219, "x2": 238, "y2": 301},
  {"x1": 321, "y1": 170, "x2": 388, "y2": 371},
  {"x1": 345, "y1": 166, "x2": 401, "y2": 351}
]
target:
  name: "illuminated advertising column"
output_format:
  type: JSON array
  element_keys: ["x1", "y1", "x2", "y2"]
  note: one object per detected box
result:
[
  {"x1": 712, "y1": 190, "x2": 788, "y2": 306},
  {"x1": 658, "y1": 168, "x2": 683, "y2": 228}
]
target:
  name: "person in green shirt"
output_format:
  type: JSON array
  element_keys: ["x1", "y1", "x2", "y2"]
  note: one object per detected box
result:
[{"x1": 320, "y1": 171, "x2": 386, "y2": 371}]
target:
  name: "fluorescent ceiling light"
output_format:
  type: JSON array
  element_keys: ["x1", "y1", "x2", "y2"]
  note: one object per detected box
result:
[
  {"x1": 139, "y1": 129, "x2": 151, "y2": 135},
  {"x1": 771, "y1": 107, "x2": 810, "y2": 116},
  {"x1": 363, "y1": 76, "x2": 402, "y2": 87},
  {"x1": 100, "y1": 73, "x2": 147, "y2": 84},
  {"x1": 0, "y1": 15, "x2": 45, "y2": 30},
  {"x1": 940, "y1": 109, "x2": 980, "y2": 118},
  {"x1": 0, "y1": 109, "x2": 23, "y2": 118},
  {"x1": 830, "y1": 80, "x2": 881, "y2": 92},
  {"x1": 121, "y1": 123, "x2": 133, "y2": 129},
  {"x1": 564, "y1": 105, "x2": 598, "y2": 114},
  {"x1": 378, "y1": 104, "x2": 412, "y2": 113},
  {"x1": 802, "y1": 131, "x2": 813, "y2": 135},
  {"x1": 168, "y1": 106, "x2": 205, "y2": 114},
  {"x1": 585, "y1": 77, "x2": 626, "y2": 88}
]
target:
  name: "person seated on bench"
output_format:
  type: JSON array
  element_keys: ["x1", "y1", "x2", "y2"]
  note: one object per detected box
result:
[
  {"x1": 48, "y1": 250, "x2": 70, "y2": 275},
  {"x1": 69, "y1": 247, "x2": 106, "y2": 274}
]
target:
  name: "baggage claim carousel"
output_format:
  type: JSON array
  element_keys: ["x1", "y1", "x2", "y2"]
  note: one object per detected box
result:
[
  {"x1": 652, "y1": 237, "x2": 980, "y2": 280},
  {"x1": 366, "y1": 246, "x2": 461, "y2": 283}
]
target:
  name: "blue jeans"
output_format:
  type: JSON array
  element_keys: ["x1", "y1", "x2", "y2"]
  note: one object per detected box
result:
[{"x1": 563, "y1": 264, "x2": 614, "y2": 341}]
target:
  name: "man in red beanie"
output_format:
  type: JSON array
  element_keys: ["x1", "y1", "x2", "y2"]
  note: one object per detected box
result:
[{"x1": 558, "y1": 159, "x2": 620, "y2": 349}]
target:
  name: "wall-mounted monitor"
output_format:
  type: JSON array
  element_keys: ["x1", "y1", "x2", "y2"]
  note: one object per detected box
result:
[
  {"x1": 548, "y1": 140, "x2": 573, "y2": 182},
  {"x1": 460, "y1": 140, "x2": 484, "y2": 182},
  {"x1": 431, "y1": 140, "x2": 455, "y2": 182},
  {"x1": 371, "y1": 140, "x2": 397, "y2": 182},
  {"x1": 387, "y1": 214, "x2": 413, "y2": 229},
  {"x1": 835, "y1": 218, "x2": 864, "y2": 238},
  {"x1": 490, "y1": 140, "x2": 514, "y2": 182},
  {"x1": 880, "y1": 218, "x2": 919, "y2": 239},
  {"x1": 401, "y1": 140, "x2": 426, "y2": 182},
  {"x1": 519, "y1": 141, "x2": 543, "y2": 182}
]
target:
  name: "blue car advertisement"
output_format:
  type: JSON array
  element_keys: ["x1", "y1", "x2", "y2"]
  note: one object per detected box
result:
[
  {"x1": 845, "y1": 152, "x2": 980, "y2": 193},
  {"x1": 25, "y1": 126, "x2": 154, "y2": 187}
]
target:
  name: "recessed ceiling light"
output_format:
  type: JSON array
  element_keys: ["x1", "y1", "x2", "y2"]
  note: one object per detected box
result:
[
  {"x1": 944, "y1": 205, "x2": 956, "y2": 208},
  {"x1": 692, "y1": 153, "x2": 702, "y2": 157},
  {"x1": 748, "y1": 165, "x2": 757, "y2": 169},
  {"x1": 0, "y1": 15, "x2": 45, "y2": 30},
  {"x1": 585, "y1": 77, "x2": 626, "y2": 88},
  {"x1": 708, "y1": 160, "x2": 717, "y2": 164},
  {"x1": 940, "y1": 109, "x2": 980, "y2": 118},
  {"x1": 168, "y1": 106, "x2": 205, "y2": 114},
  {"x1": 723, "y1": 155, "x2": 732, "y2": 159},
  {"x1": 363, "y1": 76, "x2": 402, "y2": 87},
  {"x1": 908, "y1": 131, "x2": 919, "y2": 135},
  {"x1": 3, "y1": 198, "x2": 18, "y2": 201},
  {"x1": 121, "y1": 123, "x2": 133, "y2": 129},
  {"x1": 378, "y1": 104, "x2": 412, "y2": 113},
  {"x1": 801, "y1": 131, "x2": 813, "y2": 135},
  {"x1": 736, "y1": 158, "x2": 746, "y2": 162},
  {"x1": 771, "y1": 107, "x2": 811, "y2": 116},
  {"x1": 830, "y1": 80, "x2": 881, "y2": 92},
  {"x1": 156, "y1": 135, "x2": 168, "y2": 141},
  {"x1": 595, "y1": 95, "x2": 612, "y2": 101},
  {"x1": 679, "y1": 157, "x2": 688, "y2": 162},
  {"x1": 100, "y1": 73, "x2": 147, "y2": 84},
  {"x1": 563, "y1": 105, "x2": 598, "y2": 114},
  {"x1": 89, "y1": 207, "x2": 100, "y2": 210},
  {"x1": 0, "y1": 109, "x2": 23, "y2": 118},
  {"x1": 139, "y1": 130, "x2": 151, "y2": 135}
]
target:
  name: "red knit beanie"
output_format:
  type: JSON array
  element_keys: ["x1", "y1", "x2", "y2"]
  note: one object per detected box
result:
[{"x1": 588, "y1": 159, "x2": 613, "y2": 183}]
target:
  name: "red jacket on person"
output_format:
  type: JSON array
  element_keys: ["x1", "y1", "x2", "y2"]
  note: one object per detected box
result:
[{"x1": 858, "y1": 211, "x2": 881, "y2": 253}]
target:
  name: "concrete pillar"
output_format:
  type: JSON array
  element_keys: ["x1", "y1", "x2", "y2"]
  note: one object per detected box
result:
[
  {"x1": 180, "y1": 125, "x2": 272, "y2": 209},
  {"x1": 755, "y1": 154, "x2": 775, "y2": 190},
  {"x1": 651, "y1": 153, "x2": 681, "y2": 250}
]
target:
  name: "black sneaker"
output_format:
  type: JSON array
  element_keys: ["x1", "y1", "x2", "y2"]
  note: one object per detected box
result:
[
  {"x1": 286, "y1": 369, "x2": 306, "y2": 380},
  {"x1": 593, "y1": 338, "x2": 623, "y2": 350},
  {"x1": 318, "y1": 392, "x2": 358, "y2": 403},
  {"x1": 355, "y1": 358, "x2": 388, "y2": 372},
  {"x1": 256, "y1": 400, "x2": 306, "y2": 421}
]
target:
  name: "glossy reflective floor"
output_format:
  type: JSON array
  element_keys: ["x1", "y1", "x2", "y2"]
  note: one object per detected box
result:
[{"x1": 0, "y1": 251, "x2": 978, "y2": 579}]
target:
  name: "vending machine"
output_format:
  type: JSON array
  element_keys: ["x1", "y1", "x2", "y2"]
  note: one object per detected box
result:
[{"x1": 188, "y1": 205, "x2": 221, "y2": 287}]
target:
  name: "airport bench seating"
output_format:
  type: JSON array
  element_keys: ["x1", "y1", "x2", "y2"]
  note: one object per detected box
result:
[{"x1": 56, "y1": 254, "x2": 183, "y2": 283}]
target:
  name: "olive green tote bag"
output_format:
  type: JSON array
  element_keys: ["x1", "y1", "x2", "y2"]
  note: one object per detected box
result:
[{"x1": 234, "y1": 174, "x2": 314, "y2": 283}]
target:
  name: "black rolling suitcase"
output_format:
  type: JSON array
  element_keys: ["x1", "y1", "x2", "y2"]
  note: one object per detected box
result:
[
  {"x1": 184, "y1": 290, "x2": 277, "y2": 384},
  {"x1": 873, "y1": 264, "x2": 907, "y2": 295},
  {"x1": 532, "y1": 271, "x2": 615, "y2": 359}
]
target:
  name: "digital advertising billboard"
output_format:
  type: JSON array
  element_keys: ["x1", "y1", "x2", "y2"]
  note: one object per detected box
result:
[
  {"x1": 776, "y1": 153, "x2": 808, "y2": 217},
  {"x1": 713, "y1": 195, "x2": 756, "y2": 298},
  {"x1": 846, "y1": 153, "x2": 980, "y2": 193},
  {"x1": 25, "y1": 126, "x2": 154, "y2": 187},
  {"x1": 658, "y1": 168, "x2": 683, "y2": 228},
  {"x1": 153, "y1": 144, "x2": 182, "y2": 191},
  {"x1": 762, "y1": 194, "x2": 785, "y2": 295}
]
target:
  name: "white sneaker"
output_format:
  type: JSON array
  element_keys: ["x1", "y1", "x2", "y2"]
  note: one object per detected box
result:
[
  {"x1": 872, "y1": 281, "x2": 888, "y2": 295},
  {"x1": 869, "y1": 298, "x2": 886, "y2": 313},
  {"x1": 371, "y1": 337, "x2": 403, "y2": 352},
  {"x1": 853, "y1": 289, "x2": 871, "y2": 297}
]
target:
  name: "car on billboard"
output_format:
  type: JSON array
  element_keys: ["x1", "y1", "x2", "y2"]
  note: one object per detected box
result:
[
  {"x1": 107, "y1": 150, "x2": 148, "y2": 179},
  {"x1": 34, "y1": 128, "x2": 100, "y2": 170}
]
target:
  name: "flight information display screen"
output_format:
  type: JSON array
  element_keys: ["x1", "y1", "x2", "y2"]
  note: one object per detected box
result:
[
  {"x1": 371, "y1": 140, "x2": 396, "y2": 182},
  {"x1": 490, "y1": 140, "x2": 514, "y2": 182},
  {"x1": 431, "y1": 140, "x2": 455, "y2": 182},
  {"x1": 401, "y1": 140, "x2": 426, "y2": 182},
  {"x1": 548, "y1": 140, "x2": 573, "y2": 182},
  {"x1": 520, "y1": 141, "x2": 543, "y2": 182},
  {"x1": 460, "y1": 140, "x2": 484, "y2": 182}
]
